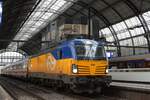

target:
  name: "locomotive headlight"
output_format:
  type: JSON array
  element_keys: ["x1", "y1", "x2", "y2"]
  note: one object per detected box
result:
[
  {"x1": 106, "y1": 69, "x2": 109, "y2": 73},
  {"x1": 72, "y1": 64, "x2": 78, "y2": 74}
]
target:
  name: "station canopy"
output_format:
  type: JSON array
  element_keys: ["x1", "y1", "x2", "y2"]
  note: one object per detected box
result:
[
  {"x1": 7, "y1": 0, "x2": 76, "y2": 49},
  {"x1": 1, "y1": 0, "x2": 150, "y2": 56}
]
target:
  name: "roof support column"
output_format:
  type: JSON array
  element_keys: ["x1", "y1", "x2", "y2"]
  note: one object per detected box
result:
[
  {"x1": 88, "y1": 8, "x2": 91, "y2": 38},
  {"x1": 109, "y1": 26, "x2": 121, "y2": 56},
  {"x1": 139, "y1": 14, "x2": 150, "y2": 50}
]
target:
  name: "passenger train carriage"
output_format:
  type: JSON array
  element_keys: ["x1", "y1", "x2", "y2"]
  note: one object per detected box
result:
[{"x1": 1, "y1": 39, "x2": 111, "y2": 93}]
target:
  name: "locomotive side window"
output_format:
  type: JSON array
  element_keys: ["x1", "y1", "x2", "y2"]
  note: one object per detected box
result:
[
  {"x1": 95, "y1": 46, "x2": 106, "y2": 59},
  {"x1": 60, "y1": 50, "x2": 62, "y2": 59},
  {"x1": 57, "y1": 50, "x2": 62, "y2": 59},
  {"x1": 75, "y1": 45, "x2": 86, "y2": 59}
]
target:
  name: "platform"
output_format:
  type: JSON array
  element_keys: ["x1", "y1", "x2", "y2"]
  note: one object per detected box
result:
[
  {"x1": 111, "y1": 81, "x2": 150, "y2": 92},
  {"x1": 0, "y1": 85, "x2": 13, "y2": 100},
  {"x1": 109, "y1": 68, "x2": 150, "y2": 83}
]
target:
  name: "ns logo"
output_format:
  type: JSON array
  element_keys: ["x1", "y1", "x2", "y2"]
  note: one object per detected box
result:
[{"x1": 47, "y1": 54, "x2": 56, "y2": 71}]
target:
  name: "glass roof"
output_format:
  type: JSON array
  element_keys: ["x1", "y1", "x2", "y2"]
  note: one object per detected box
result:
[
  {"x1": 100, "y1": 10, "x2": 150, "y2": 56},
  {"x1": 101, "y1": 11, "x2": 150, "y2": 47},
  {"x1": 0, "y1": 52, "x2": 25, "y2": 63},
  {"x1": 8, "y1": 0, "x2": 76, "y2": 49},
  {"x1": 7, "y1": 0, "x2": 150, "y2": 56},
  {"x1": 143, "y1": 11, "x2": 150, "y2": 30}
]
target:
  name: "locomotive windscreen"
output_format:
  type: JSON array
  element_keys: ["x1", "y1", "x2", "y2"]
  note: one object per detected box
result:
[{"x1": 75, "y1": 44, "x2": 106, "y2": 60}]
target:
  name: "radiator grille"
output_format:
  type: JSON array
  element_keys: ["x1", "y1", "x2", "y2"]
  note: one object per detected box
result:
[
  {"x1": 77, "y1": 65, "x2": 106, "y2": 75},
  {"x1": 78, "y1": 66, "x2": 90, "y2": 74},
  {"x1": 95, "y1": 66, "x2": 106, "y2": 74}
]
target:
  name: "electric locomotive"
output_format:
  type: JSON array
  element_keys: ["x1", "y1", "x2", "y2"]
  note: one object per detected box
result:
[{"x1": 1, "y1": 38, "x2": 111, "y2": 93}]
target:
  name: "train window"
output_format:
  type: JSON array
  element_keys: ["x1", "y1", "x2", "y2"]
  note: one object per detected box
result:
[
  {"x1": 60, "y1": 50, "x2": 62, "y2": 59},
  {"x1": 75, "y1": 45, "x2": 86, "y2": 60},
  {"x1": 57, "y1": 50, "x2": 62, "y2": 59},
  {"x1": 75, "y1": 44, "x2": 106, "y2": 60},
  {"x1": 52, "y1": 50, "x2": 59, "y2": 59},
  {"x1": 23, "y1": 63, "x2": 26, "y2": 68},
  {"x1": 95, "y1": 46, "x2": 106, "y2": 58}
]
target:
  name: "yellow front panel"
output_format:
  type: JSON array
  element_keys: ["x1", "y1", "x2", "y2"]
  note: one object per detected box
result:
[{"x1": 73, "y1": 60, "x2": 108, "y2": 76}]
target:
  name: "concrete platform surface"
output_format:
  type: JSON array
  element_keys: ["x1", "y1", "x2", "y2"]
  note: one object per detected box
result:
[
  {"x1": 0, "y1": 85, "x2": 13, "y2": 100},
  {"x1": 111, "y1": 82, "x2": 150, "y2": 92}
]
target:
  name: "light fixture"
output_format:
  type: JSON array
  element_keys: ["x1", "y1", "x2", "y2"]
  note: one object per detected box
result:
[
  {"x1": 72, "y1": 64, "x2": 78, "y2": 74},
  {"x1": 106, "y1": 69, "x2": 109, "y2": 73}
]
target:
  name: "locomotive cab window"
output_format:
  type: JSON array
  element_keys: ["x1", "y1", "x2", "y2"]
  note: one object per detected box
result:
[{"x1": 75, "y1": 43, "x2": 106, "y2": 60}]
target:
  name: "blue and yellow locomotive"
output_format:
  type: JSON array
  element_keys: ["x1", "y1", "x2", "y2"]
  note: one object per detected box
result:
[{"x1": 2, "y1": 38, "x2": 111, "y2": 93}]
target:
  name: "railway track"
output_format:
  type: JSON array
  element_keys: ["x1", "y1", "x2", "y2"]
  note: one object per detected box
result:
[
  {"x1": 0, "y1": 76, "x2": 125, "y2": 100},
  {"x1": 0, "y1": 77, "x2": 45, "y2": 100}
]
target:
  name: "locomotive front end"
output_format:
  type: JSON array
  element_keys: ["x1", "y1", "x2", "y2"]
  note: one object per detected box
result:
[{"x1": 69, "y1": 39, "x2": 111, "y2": 93}]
